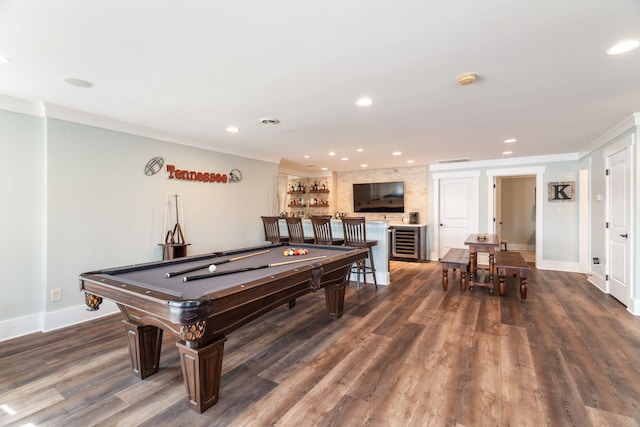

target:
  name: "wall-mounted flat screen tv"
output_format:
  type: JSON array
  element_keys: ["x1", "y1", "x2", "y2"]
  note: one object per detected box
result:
[{"x1": 353, "y1": 181, "x2": 405, "y2": 213}]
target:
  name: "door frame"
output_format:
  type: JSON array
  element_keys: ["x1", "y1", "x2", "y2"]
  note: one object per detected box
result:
[
  {"x1": 603, "y1": 134, "x2": 635, "y2": 306},
  {"x1": 432, "y1": 170, "x2": 480, "y2": 260},
  {"x1": 486, "y1": 167, "x2": 545, "y2": 267}
]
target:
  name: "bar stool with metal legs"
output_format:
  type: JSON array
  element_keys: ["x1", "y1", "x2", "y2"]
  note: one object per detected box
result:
[
  {"x1": 310, "y1": 215, "x2": 344, "y2": 246},
  {"x1": 260, "y1": 216, "x2": 289, "y2": 244},
  {"x1": 341, "y1": 217, "x2": 377, "y2": 290},
  {"x1": 285, "y1": 216, "x2": 314, "y2": 244}
]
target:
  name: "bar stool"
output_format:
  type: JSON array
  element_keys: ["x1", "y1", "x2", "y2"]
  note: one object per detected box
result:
[
  {"x1": 341, "y1": 217, "x2": 377, "y2": 290},
  {"x1": 285, "y1": 216, "x2": 314, "y2": 244},
  {"x1": 310, "y1": 216, "x2": 344, "y2": 246},
  {"x1": 260, "y1": 216, "x2": 289, "y2": 244}
]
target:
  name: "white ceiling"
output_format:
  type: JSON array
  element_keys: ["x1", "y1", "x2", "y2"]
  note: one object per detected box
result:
[{"x1": 1, "y1": 1, "x2": 639, "y2": 174}]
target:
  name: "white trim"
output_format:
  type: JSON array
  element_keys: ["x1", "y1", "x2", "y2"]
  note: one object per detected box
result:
[
  {"x1": 486, "y1": 166, "x2": 545, "y2": 267},
  {"x1": 537, "y1": 259, "x2": 579, "y2": 272},
  {"x1": 432, "y1": 170, "x2": 481, "y2": 180},
  {"x1": 578, "y1": 158, "x2": 591, "y2": 274},
  {"x1": 0, "y1": 94, "x2": 45, "y2": 117},
  {"x1": 505, "y1": 243, "x2": 535, "y2": 252},
  {"x1": 580, "y1": 114, "x2": 638, "y2": 158},
  {"x1": 628, "y1": 297, "x2": 640, "y2": 316},
  {"x1": 278, "y1": 166, "x2": 332, "y2": 178},
  {"x1": 603, "y1": 131, "x2": 635, "y2": 158},
  {"x1": 0, "y1": 301, "x2": 119, "y2": 342},
  {"x1": 43, "y1": 301, "x2": 119, "y2": 332},
  {"x1": 429, "y1": 153, "x2": 577, "y2": 172},
  {"x1": 588, "y1": 272, "x2": 608, "y2": 293}
]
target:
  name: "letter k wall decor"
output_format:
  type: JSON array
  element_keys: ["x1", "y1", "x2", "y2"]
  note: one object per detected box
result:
[{"x1": 548, "y1": 181, "x2": 575, "y2": 202}]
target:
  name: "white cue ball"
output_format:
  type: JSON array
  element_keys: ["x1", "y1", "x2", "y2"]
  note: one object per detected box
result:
[{"x1": 208, "y1": 264, "x2": 217, "y2": 273}]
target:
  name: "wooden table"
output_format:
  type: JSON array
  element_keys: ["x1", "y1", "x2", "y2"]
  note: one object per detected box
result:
[
  {"x1": 464, "y1": 234, "x2": 499, "y2": 287},
  {"x1": 495, "y1": 251, "x2": 530, "y2": 299}
]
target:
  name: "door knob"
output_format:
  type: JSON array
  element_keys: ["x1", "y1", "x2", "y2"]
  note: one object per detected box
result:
[{"x1": 620, "y1": 233, "x2": 628, "y2": 238}]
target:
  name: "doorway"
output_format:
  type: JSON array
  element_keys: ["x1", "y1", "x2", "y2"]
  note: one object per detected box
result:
[
  {"x1": 486, "y1": 166, "x2": 545, "y2": 267},
  {"x1": 496, "y1": 176, "x2": 536, "y2": 262}
]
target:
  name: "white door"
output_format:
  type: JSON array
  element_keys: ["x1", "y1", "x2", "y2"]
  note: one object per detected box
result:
[
  {"x1": 607, "y1": 147, "x2": 631, "y2": 306},
  {"x1": 438, "y1": 177, "x2": 476, "y2": 258}
]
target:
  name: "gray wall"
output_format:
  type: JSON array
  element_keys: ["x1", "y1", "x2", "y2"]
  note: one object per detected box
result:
[
  {"x1": 428, "y1": 158, "x2": 580, "y2": 267},
  {"x1": 0, "y1": 110, "x2": 45, "y2": 320},
  {"x1": 1, "y1": 109, "x2": 279, "y2": 326}
]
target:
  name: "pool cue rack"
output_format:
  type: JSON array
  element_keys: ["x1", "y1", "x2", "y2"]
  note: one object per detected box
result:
[{"x1": 159, "y1": 193, "x2": 191, "y2": 260}]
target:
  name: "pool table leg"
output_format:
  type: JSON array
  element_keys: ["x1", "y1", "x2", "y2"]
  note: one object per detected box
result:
[
  {"x1": 324, "y1": 281, "x2": 347, "y2": 319},
  {"x1": 122, "y1": 320, "x2": 163, "y2": 379},
  {"x1": 177, "y1": 337, "x2": 227, "y2": 413}
]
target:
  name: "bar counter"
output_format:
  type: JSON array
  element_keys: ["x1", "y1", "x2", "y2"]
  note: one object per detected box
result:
[{"x1": 279, "y1": 219, "x2": 390, "y2": 285}]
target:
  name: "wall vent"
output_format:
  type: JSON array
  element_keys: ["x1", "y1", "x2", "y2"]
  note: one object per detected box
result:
[{"x1": 436, "y1": 157, "x2": 470, "y2": 164}]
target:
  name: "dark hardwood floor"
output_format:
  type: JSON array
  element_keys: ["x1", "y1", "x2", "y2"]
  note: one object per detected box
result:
[{"x1": 1, "y1": 260, "x2": 640, "y2": 426}]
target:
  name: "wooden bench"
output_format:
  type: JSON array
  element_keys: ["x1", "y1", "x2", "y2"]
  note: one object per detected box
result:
[
  {"x1": 440, "y1": 248, "x2": 470, "y2": 292},
  {"x1": 494, "y1": 251, "x2": 529, "y2": 299}
]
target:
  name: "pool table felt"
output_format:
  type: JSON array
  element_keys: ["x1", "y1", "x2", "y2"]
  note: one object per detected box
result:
[{"x1": 92, "y1": 244, "x2": 357, "y2": 300}]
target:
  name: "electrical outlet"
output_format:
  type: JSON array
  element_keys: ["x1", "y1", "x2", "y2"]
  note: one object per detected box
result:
[{"x1": 51, "y1": 288, "x2": 62, "y2": 302}]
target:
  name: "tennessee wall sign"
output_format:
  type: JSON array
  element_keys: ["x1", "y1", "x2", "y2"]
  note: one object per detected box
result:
[{"x1": 145, "y1": 157, "x2": 242, "y2": 184}]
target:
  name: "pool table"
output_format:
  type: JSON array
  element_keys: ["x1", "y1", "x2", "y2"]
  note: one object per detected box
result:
[{"x1": 79, "y1": 243, "x2": 368, "y2": 413}]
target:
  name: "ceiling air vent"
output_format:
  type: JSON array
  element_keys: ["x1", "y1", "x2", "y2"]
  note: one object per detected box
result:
[
  {"x1": 259, "y1": 117, "x2": 280, "y2": 125},
  {"x1": 436, "y1": 157, "x2": 470, "y2": 164}
]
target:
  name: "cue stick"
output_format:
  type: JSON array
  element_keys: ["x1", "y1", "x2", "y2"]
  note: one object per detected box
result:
[
  {"x1": 183, "y1": 255, "x2": 327, "y2": 283},
  {"x1": 166, "y1": 250, "x2": 270, "y2": 278}
]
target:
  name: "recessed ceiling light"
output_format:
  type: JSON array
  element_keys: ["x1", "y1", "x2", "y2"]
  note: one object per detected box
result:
[
  {"x1": 361, "y1": 164, "x2": 368, "y2": 168},
  {"x1": 357, "y1": 148, "x2": 364, "y2": 152},
  {"x1": 226, "y1": 126, "x2": 239, "y2": 133},
  {"x1": 356, "y1": 97, "x2": 372, "y2": 106},
  {"x1": 329, "y1": 152, "x2": 336, "y2": 156},
  {"x1": 62, "y1": 77, "x2": 93, "y2": 88},
  {"x1": 503, "y1": 151, "x2": 513, "y2": 155},
  {"x1": 0, "y1": 55, "x2": 11, "y2": 64},
  {"x1": 321, "y1": 167, "x2": 328, "y2": 171},
  {"x1": 407, "y1": 160, "x2": 415, "y2": 163},
  {"x1": 607, "y1": 40, "x2": 640, "y2": 55},
  {"x1": 392, "y1": 151, "x2": 402, "y2": 156},
  {"x1": 504, "y1": 138, "x2": 517, "y2": 143},
  {"x1": 304, "y1": 155, "x2": 310, "y2": 159},
  {"x1": 341, "y1": 157, "x2": 349, "y2": 161}
]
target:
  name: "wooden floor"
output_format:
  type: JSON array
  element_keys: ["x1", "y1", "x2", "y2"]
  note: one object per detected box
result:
[{"x1": 2, "y1": 260, "x2": 640, "y2": 426}]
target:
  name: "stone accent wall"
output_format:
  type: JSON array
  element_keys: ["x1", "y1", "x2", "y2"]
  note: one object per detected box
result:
[{"x1": 333, "y1": 166, "x2": 428, "y2": 223}]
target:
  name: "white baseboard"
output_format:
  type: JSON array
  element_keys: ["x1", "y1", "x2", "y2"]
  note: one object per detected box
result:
[
  {"x1": 506, "y1": 243, "x2": 535, "y2": 252},
  {"x1": 628, "y1": 298, "x2": 640, "y2": 316},
  {"x1": 536, "y1": 259, "x2": 578, "y2": 272},
  {"x1": 0, "y1": 301, "x2": 119, "y2": 342},
  {"x1": 587, "y1": 272, "x2": 608, "y2": 293}
]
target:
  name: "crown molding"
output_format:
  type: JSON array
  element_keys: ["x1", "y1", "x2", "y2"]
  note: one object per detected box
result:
[
  {"x1": 579, "y1": 113, "x2": 640, "y2": 158},
  {"x1": 429, "y1": 152, "x2": 578, "y2": 172},
  {"x1": 0, "y1": 94, "x2": 45, "y2": 117}
]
